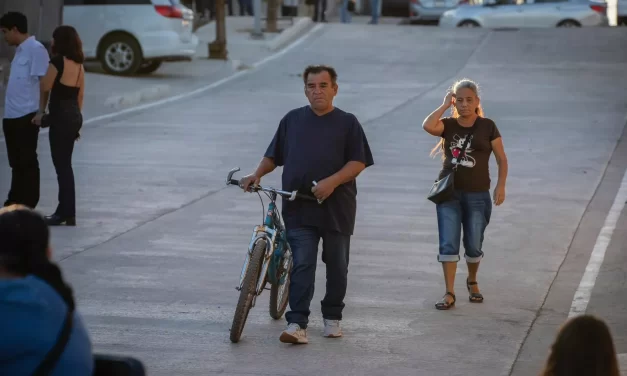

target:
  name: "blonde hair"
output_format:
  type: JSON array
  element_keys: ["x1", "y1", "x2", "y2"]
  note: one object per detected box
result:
[{"x1": 430, "y1": 78, "x2": 484, "y2": 158}]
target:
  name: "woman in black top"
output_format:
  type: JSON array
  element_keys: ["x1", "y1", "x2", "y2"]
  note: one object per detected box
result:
[{"x1": 34, "y1": 26, "x2": 84, "y2": 226}]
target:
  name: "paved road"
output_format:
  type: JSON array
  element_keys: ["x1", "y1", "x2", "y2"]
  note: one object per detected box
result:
[
  {"x1": 1, "y1": 24, "x2": 626, "y2": 375},
  {"x1": 511, "y1": 125, "x2": 627, "y2": 376}
]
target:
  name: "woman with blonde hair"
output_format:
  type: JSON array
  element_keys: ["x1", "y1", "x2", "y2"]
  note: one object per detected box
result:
[
  {"x1": 422, "y1": 78, "x2": 508, "y2": 310},
  {"x1": 540, "y1": 315, "x2": 620, "y2": 376}
]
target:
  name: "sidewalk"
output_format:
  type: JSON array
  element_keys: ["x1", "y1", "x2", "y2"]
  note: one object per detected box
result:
[{"x1": 0, "y1": 16, "x2": 314, "y2": 127}]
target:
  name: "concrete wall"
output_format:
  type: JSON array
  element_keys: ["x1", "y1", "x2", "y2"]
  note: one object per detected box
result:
[{"x1": 0, "y1": 0, "x2": 63, "y2": 105}]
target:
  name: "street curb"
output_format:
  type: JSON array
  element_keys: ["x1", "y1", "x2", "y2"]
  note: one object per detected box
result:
[
  {"x1": 266, "y1": 17, "x2": 314, "y2": 52},
  {"x1": 104, "y1": 84, "x2": 171, "y2": 109}
]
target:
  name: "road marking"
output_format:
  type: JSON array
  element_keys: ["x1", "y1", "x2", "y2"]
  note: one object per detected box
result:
[
  {"x1": 568, "y1": 167, "x2": 627, "y2": 318},
  {"x1": 0, "y1": 23, "x2": 324, "y2": 142}
]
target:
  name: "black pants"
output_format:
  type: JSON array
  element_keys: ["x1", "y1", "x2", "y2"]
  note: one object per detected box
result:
[
  {"x1": 239, "y1": 0, "x2": 253, "y2": 15},
  {"x1": 284, "y1": 226, "x2": 351, "y2": 329},
  {"x1": 313, "y1": 0, "x2": 327, "y2": 21},
  {"x1": 2, "y1": 112, "x2": 40, "y2": 208},
  {"x1": 202, "y1": 0, "x2": 234, "y2": 17},
  {"x1": 49, "y1": 109, "x2": 82, "y2": 218}
]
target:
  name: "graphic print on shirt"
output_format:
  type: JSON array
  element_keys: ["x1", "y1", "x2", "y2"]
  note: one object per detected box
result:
[{"x1": 450, "y1": 133, "x2": 475, "y2": 168}]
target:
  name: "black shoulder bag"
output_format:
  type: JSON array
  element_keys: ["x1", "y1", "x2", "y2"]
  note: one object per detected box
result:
[
  {"x1": 427, "y1": 130, "x2": 474, "y2": 204},
  {"x1": 31, "y1": 308, "x2": 74, "y2": 376}
]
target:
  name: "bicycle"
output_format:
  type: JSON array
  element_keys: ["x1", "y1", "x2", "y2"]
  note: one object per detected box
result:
[{"x1": 225, "y1": 167, "x2": 318, "y2": 343}]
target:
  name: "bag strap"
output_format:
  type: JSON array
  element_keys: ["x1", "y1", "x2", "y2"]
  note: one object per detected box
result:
[
  {"x1": 31, "y1": 308, "x2": 74, "y2": 376},
  {"x1": 452, "y1": 129, "x2": 474, "y2": 170}
]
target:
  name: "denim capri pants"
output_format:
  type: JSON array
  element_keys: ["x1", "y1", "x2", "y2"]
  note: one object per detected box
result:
[{"x1": 436, "y1": 190, "x2": 492, "y2": 263}]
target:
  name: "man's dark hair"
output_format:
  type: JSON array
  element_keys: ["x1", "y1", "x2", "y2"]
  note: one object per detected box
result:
[
  {"x1": 0, "y1": 12, "x2": 28, "y2": 34},
  {"x1": 302, "y1": 65, "x2": 338, "y2": 85},
  {"x1": 52, "y1": 25, "x2": 85, "y2": 64}
]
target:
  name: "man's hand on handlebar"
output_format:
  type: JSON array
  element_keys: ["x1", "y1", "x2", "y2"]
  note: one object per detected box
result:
[
  {"x1": 240, "y1": 174, "x2": 260, "y2": 192},
  {"x1": 311, "y1": 177, "x2": 337, "y2": 202}
]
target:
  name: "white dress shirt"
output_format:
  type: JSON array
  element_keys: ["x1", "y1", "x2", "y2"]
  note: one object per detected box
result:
[{"x1": 3, "y1": 36, "x2": 49, "y2": 120}]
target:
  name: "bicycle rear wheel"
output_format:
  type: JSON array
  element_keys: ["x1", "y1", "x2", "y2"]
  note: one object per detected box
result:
[
  {"x1": 269, "y1": 248, "x2": 292, "y2": 320},
  {"x1": 230, "y1": 239, "x2": 266, "y2": 343}
]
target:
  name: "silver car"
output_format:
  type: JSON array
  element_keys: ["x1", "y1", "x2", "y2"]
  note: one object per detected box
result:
[
  {"x1": 438, "y1": 0, "x2": 609, "y2": 28},
  {"x1": 409, "y1": 0, "x2": 468, "y2": 22}
]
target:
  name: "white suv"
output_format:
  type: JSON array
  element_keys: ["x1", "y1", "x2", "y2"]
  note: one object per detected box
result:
[{"x1": 63, "y1": 0, "x2": 199, "y2": 75}]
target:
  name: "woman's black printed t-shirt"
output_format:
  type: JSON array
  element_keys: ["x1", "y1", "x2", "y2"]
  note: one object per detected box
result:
[{"x1": 437, "y1": 116, "x2": 501, "y2": 192}]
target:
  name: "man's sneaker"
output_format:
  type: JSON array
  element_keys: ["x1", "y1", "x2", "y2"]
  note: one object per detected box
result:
[
  {"x1": 323, "y1": 319, "x2": 342, "y2": 338},
  {"x1": 279, "y1": 323, "x2": 308, "y2": 344}
]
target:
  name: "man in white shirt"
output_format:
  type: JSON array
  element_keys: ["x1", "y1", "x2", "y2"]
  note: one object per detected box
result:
[{"x1": 1, "y1": 12, "x2": 50, "y2": 209}]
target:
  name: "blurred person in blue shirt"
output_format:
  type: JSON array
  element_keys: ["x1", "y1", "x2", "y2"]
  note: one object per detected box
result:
[{"x1": 0, "y1": 204, "x2": 93, "y2": 375}]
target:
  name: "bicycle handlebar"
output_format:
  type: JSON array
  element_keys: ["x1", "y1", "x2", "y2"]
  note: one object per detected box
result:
[{"x1": 226, "y1": 167, "x2": 318, "y2": 202}]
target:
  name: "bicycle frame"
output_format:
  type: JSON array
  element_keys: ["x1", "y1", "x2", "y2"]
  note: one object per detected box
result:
[
  {"x1": 236, "y1": 190, "x2": 291, "y2": 300},
  {"x1": 226, "y1": 167, "x2": 319, "y2": 342}
]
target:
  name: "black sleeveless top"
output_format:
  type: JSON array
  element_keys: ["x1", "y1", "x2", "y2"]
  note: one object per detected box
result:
[{"x1": 49, "y1": 55, "x2": 81, "y2": 112}]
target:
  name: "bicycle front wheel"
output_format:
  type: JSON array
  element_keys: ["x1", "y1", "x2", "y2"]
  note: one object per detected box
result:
[
  {"x1": 269, "y1": 248, "x2": 292, "y2": 320},
  {"x1": 230, "y1": 239, "x2": 266, "y2": 343}
]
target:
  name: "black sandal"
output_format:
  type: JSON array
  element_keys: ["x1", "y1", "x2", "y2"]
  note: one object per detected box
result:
[
  {"x1": 466, "y1": 278, "x2": 484, "y2": 303},
  {"x1": 435, "y1": 292, "x2": 456, "y2": 310}
]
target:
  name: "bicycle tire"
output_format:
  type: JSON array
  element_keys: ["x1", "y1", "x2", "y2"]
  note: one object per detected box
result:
[
  {"x1": 269, "y1": 249, "x2": 292, "y2": 320},
  {"x1": 229, "y1": 239, "x2": 266, "y2": 343}
]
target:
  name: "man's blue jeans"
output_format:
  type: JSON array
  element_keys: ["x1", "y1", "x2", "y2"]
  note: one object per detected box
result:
[
  {"x1": 284, "y1": 227, "x2": 351, "y2": 329},
  {"x1": 369, "y1": 0, "x2": 380, "y2": 23},
  {"x1": 340, "y1": 0, "x2": 352, "y2": 23},
  {"x1": 436, "y1": 190, "x2": 492, "y2": 263}
]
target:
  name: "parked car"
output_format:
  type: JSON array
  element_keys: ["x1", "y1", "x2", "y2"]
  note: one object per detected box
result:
[
  {"x1": 409, "y1": 0, "x2": 468, "y2": 22},
  {"x1": 63, "y1": 0, "x2": 199, "y2": 75},
  {"x1": 438, "y1": 0, "x2": 608, "y2": 27},
  {"x1": 617, "y1": 0, "x2": 627, "y2": 24}
]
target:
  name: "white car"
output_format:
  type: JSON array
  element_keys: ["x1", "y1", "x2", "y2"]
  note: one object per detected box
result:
[
  {"x1": 439, "y1": 0, "x2": 608, "y2": 28},
  {"x1": 63, "y1": 0, "x2": 199, "y2": 75}
]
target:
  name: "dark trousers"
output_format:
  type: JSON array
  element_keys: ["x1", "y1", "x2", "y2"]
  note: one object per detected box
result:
[
  {"x1": 285, "y1": 226, "x2": 351, "y2": 329},
  {"x1": 201, "y1": 0, "x2": 234, "y2": 17},
  {"x1": 313, "y1": 0, "x2": 327, "y2": 21},
  {"x1": 2, "y1": 112, "x2": 40, "y2": 208},
  {"x1": 239, "y1": 0, "x2": 253, "y2": 15},
  {"x1": 49, "y1": 112, "x2": 82, "y2": 218}
]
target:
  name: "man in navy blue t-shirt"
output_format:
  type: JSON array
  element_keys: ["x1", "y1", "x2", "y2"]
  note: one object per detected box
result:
[{"x1": 240, "y1": 65, "x2": 374, "y2": 344}]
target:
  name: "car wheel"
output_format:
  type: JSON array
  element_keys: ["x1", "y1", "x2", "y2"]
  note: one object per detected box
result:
[
  {"x1": 99, "y1": 34, "x2": 143, "y2": 76},
  {"x1": 458, "y1": 20, "x2": 480, "y2": 27},
  {"x1": 557, "y1": 19, "x2": 580, "y2": 27},
  {"x1": 136, "y1": 60, "x2": 163, "y2": 75}
]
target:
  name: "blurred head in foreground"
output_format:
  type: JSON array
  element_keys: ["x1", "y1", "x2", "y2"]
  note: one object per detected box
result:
[
  {"x1": 0, "y1": 204, "x2": 75, "y2": 310},
  {"x1": 540, "y1": 314, "x2": 620, "y2": 376}
]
